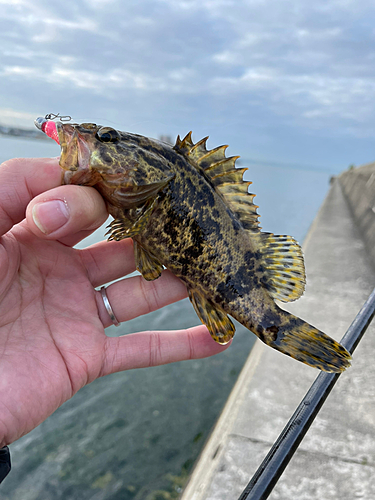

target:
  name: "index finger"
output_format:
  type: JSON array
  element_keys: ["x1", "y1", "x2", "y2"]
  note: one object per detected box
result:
[{"x1": 0, "y1": 157, "x2": 62, "y2": 237}]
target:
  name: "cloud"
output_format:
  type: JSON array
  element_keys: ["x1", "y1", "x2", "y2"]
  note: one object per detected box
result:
[
  {"x1": 1, "y1": 62, "x2": 197, "y2": 94},
  {"x1": 0, "y1": 107, "x2": 38, "y2": 126},
  {"x1": 0, "y1": 0, "x2": 25, "y2": 4},
  {"x1": 1, "y1": 0, "x2": 375, "y2": 168},
  {"x1": 209, "y1": 68, "x2": 375, "y2": 124},
  {"x1": 156, "y1": 0, "x2": 235, "y2": 11}
]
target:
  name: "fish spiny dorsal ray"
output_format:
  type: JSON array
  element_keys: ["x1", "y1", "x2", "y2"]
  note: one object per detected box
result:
[{"x1": 174, "y1": 132, "x2": 261, "y2": 232}]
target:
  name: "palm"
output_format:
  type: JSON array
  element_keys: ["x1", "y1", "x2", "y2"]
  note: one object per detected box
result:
[
  {"x1": 0, "y1": 158, "x2": 228, "y2": 447},
  {"x1": 0, "y1": 224, "x2": 107, "y2": 444}
]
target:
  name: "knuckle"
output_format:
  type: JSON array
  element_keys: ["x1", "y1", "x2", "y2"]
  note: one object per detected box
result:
[
  {"x1": 149, "y1": 331, "x2": 162, "y2": 366},
  {"x1": 139, "y1": 278, "x2": 160, "y2": 315},
  {"x1": 187, "y1": 329, "x2": 195, "y2": 360}
]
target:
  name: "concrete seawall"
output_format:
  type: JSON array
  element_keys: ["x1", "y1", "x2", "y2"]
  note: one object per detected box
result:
[
  {"x1": 181, "y1": 171, "x2": 375, "y2": 499},
  {"x1": 339, "y1": 163, "x2": 375, "y2": 270}
]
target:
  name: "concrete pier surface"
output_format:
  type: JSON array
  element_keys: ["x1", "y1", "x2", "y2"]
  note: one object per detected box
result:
[{"x1": 181, "y1": 172, "x2": 375, "y2": 499}]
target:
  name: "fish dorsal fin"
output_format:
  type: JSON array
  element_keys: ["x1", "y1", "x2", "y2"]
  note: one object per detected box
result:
[
  {"x1": 256, "y1": 233, "x2": 306, "y2": 302},
  {"x1": 174, "y1": 132, "x2": 261, "y2": 232}
]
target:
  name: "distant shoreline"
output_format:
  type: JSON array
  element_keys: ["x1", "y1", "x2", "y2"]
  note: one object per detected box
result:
[{"x1": 0, "y1": 124, "x2": 50, "y2": 141}]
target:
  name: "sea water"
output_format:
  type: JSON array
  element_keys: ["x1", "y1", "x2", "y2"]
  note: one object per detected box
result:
[{"x1": 0, "y1": 135, "x2": 334, "y2": 499}]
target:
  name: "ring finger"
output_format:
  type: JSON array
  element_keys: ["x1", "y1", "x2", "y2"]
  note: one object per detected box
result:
[{"x1": 96, "y1": 271, "x2": 188, "y2": 328}]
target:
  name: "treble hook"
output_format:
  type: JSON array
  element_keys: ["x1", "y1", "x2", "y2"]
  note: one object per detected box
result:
[{"x1": 44, "y1": 113, "x2": 72, "y2": 122}]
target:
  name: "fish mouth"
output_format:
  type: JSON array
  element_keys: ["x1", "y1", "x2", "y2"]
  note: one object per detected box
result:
[{"x1": 35, "y1": 117, "x2": 92, "y2": 185}]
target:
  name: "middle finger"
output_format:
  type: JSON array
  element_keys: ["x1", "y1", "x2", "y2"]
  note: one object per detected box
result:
[{"x1": 79, "y1": 237, "x2": 136, "y2": 287}]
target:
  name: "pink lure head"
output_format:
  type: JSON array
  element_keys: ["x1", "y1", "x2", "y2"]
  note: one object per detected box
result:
[{"x1": 34, "y1": 117, "x2": 60, "y2": 144}]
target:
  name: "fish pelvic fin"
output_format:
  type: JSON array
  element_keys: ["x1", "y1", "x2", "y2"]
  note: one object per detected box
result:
[
  {"x1": 255, "y1": 309, "x2": 351, "y2": 373},
  {"x1": 133, "y1": 241, "x2": 163, "y2": 281}
]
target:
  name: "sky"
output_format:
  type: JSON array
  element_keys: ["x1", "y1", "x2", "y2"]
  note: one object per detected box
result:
[{"x1": 1, "y1": 0, "x2": 375, "y2": 172}]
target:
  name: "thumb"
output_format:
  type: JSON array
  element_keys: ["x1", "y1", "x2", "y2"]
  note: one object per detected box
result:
[{"x1": 26, "y1": 184, "x2": 107, "y2": 245}]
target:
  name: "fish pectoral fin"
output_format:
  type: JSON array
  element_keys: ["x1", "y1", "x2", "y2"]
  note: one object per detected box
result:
[
  {"x1": 134, "y1": 241, "x2": 163, "y2": 281},
  {"x1": 112, "y1": 172, "x2": 174, "y2": 208},
  {"x1": 106, "y1": 216, "x2": 133, "y2": 241},
  {"x1": 106, "y1": 197, "x2": 159, "y2": 241},
  {"x1": 188, "y1": 289, "x2": 235, "y2": 345},
  {"x1": 256, "y1": 233, "x2": 306, "y2": 302}
]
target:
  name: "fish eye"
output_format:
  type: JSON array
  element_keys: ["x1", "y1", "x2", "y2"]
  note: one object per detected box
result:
[{"x1": 96, "y1": 127, "x2": 121, "y2": 143}]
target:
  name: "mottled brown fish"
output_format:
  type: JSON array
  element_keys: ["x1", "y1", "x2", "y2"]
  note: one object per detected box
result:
[{"x1": 35, "y1": 116, "x2": 351, "y2": 372}]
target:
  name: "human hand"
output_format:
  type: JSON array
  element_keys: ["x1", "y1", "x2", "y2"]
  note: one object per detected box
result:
[{"x1": 0, "y1": 157, "x2": 228, "y2": 447}]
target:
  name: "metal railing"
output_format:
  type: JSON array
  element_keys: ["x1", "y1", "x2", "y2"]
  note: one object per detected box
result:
[{"x1": 238, "y1": 286, "x2": 375, "y2": 500}]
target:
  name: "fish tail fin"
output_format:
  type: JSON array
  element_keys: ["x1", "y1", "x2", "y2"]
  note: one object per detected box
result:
[{"x1": 256, "y1": 310, "x2": 351, "y2": 373}]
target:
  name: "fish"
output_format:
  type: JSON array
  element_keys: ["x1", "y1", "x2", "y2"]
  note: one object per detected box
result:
[{"x1": 35, "y1": 116, "x2": 351, "y2": 373}]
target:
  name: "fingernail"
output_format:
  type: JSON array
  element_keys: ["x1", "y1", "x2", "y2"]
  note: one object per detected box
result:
[{"x1": 32, "y1": 200, "x2": 69, "y2": 234}]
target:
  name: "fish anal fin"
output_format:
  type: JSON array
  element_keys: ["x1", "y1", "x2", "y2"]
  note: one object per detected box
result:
[
  {"x1": 188, "y1": 289, "x2": 235, "y2": 345},
  {"x1": 134, "y1": 241, "x2": 163, "y2": 281},
  {"x1": 174, "y1": 132, "x2": 261, "y2": 233},
  {"x1": 256, "y1": 233, "x2": 306, "y2": 302}
]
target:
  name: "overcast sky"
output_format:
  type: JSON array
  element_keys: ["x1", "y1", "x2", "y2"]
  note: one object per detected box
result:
[{"x1": 1, "y1": 0, "x2": 375, "y2": 171}]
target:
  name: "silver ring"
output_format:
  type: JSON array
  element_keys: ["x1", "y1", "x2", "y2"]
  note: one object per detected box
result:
[{"x1": 100, "y1": 286, "x2": 120, "y2": 327}]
